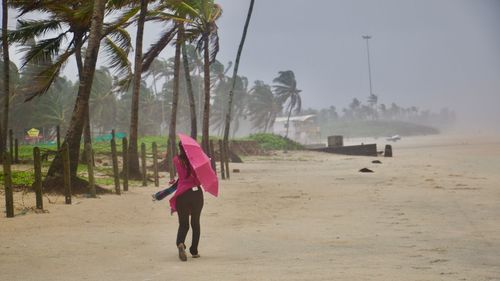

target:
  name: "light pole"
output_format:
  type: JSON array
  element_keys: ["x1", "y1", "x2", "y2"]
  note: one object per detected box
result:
[{"x1": 362, "y1": 35, "x2": 373, "y2": 96}]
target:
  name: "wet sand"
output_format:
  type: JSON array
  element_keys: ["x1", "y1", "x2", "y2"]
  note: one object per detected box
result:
[{"x1": 1, "y1": 134, "x2": 499, "y2": 280}]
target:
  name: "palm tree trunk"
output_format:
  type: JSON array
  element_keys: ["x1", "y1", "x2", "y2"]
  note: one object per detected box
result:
[
  {"x1": 46, "y1": 0, "x2": 106, "y2": 182},
  {"x1": 75, "y1": 41, "x2": 91, "y2": 163},
  {"x1": 182, "y1": 43, "x2": 197, "y2": 139},
  {"x1": 2, "y1": 0, "x2": 10, "y2": 159},
  {"x1": 223, "y1": 0, "x2": 255, "y2": 158},
  {"x1": 128, "y1": 0, "x2": 149, "y2": 179},
  {"x1": 284, "y1": 105, "x2": 293, "y2": 153},
  {"x1": 168, "y1": 23, "x2": 182, "y2": 180},
  {"x1": 201, "y1": 35, "x2": 211, "y2": 154}
]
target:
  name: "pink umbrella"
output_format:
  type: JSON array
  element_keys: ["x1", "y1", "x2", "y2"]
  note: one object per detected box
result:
[{"x1": 178, "y1": 133, "x2": 218, "y2": 197}]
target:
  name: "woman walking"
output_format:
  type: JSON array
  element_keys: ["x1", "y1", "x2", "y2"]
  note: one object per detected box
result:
[{"x1": 169, "y1": 141, "x2": 204, "y2": 261}]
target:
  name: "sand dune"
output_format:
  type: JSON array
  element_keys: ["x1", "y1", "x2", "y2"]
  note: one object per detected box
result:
[{"x1": 1, "y1": 135, "x2": 499, "y2": 280}]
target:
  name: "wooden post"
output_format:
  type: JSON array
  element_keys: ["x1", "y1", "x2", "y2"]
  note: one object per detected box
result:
[
  {"x1": 384, "y1": 145, "x2": 393, "y2": 157},
  {"x1": 56, "y1": 125, "x2": 61, "y2": 150},
  {"x1": 141, "y1": 143, "x2": 147, "y2": 187},
  {"x1": 218, "y1": 140, "x2": 225, "y2": 180},
  {"x1": 152, "y1": 142, "x2": 159, "y2": 187},
  {"x1": 111, "y1": 138, "x2": 121, "y2": 195},
  {"x1": 33, "y1": 147, "x2": 43, "y2": 209},
  {"x1": 3, "y1": 152, "x2": 14, "y2": 217},
  {"x1": 14, "y1": 139, "x2": 19, "y2": 163},
  {"x1": 209, "y1": 140, "x2": 216, "y2": 173},
  {"x1": 122, "y1": 137, "x2": 129, "y2": 192},
  {"x1": 85, "y1": 143, "x2": 96, "y2": 198},
  {"x1": 111, "y1": 129, "x2": 116, "y2": 140},
  {"x1": 224, "y1": 142, "x2": 230, "y2": 179},
  {"x1": 9, "y1": 129, "x2": 13, "y2": 162},
  {"x1": 62, "y1": 143, "x2": 72, "y2": 204}
]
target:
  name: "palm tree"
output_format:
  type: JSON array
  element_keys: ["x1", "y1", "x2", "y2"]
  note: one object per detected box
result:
[
  {"x1": 181, "y1": 43, "x2": 197, "y2": 139},
  {"x1": 223, "y1": 0, "x2": 254, "y2": 161},
  {"x1": 195, "y1": 1, "x2": 222, "y2": 153},
  {"x1": 1, "y1": 0, "x2": 10, "y2": 160},
  {"x1": 273, "y1": 70, "x2": 302, "y2": 151},
  {"x1": 45, "y1": 0, "x2": 108, "y2": 186},
  {"x1": 128, "y1": 0, "x2": 150, "y2": 179},
  {"x1": 90, "y1": 67, "x2": 116, "y2": 133},
  {"x1": 247, "y1": 80, "x2": 281, "y2": 133}
]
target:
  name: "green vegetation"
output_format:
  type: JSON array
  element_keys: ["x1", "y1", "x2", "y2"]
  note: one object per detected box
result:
[
  {"x1": 0, "y1": 170, "x2": 34, "y2": 187},
  {"x1": 247, "y1": 133, "x2": 304, "y2": 151},
  {"x1": 320, "y1": 120, "x2": 439, "y2": 138}
]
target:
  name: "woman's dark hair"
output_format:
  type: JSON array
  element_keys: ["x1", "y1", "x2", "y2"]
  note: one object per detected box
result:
[{"x1": 178, "y1": 141, "x2": 191, "y2": 176}]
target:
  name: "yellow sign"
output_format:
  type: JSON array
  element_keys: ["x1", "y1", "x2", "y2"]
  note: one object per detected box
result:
[{"x1": 27, "y1": 128, "x2": 40, "y2": 138}]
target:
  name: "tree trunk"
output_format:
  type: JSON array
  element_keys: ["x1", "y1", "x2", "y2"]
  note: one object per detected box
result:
[
  {"x1": 284, "y1": 105, "x2": 293, "y2": 153},
  {"x1": 223, "y1": 0, "x2": 255, "y2": 159},
  {"x1": 201, "y1": 35, "x2": 211, "y2": 154},
  {"x1": 46, "y1": 0, "x2": 106, "y2": 182},
  {"x1": 128, "y1": 0, "x2": 149, "y2": 179},
  {"x1": 167, "y1": 23, "x2": 183, "y2": 180},
  {"x1": 182, "y1": 43, "x2": 197, "y2": 139},
  {"x1": 2, "y1": 0, "x2": 10, "y2": 158},
  {"x1": 74, "y1": 39, "x2": 91, "y2": 163}
]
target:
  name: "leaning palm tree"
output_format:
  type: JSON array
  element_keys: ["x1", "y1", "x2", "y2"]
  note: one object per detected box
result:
[
  {"x1": 9, "y1": 1, "x2": 138, "y2": 186},
  {"x1": 273, "y1": 70, "x2": 302, "y2": 152},
  {"x1": 128, "y1": 0, "x2": 150, "y2": 179},
  {"x1": 223, "y1": 0, "x2": 254, "y2": 165},
  {"x1": 44, "y1": 0, "x2": 110, "y2": 188}
]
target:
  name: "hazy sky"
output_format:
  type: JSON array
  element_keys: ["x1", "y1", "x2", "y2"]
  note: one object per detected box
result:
[
  {"x1": 211, "y1": 0, "x2": 500, "y2": 131},
  {"x1": 4, "y1": 0, "x2": 500, "y2": 131}
]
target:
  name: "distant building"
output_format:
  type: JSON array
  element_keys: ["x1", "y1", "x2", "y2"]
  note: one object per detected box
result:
[{"x1": 273, "y1": 114, "x2": 320, "y2": 144}]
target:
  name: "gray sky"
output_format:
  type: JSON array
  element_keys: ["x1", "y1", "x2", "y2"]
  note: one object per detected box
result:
[
  {"x1": 211, "y1": 0, "x2": 500, "y2": 131},
  {"x1": 5, "y1": 0, "x2": 500, "y2": 132}
]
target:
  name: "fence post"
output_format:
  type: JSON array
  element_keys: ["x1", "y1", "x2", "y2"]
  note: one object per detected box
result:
[
  {"x1": 141, "y1": 143, "x2": 147, "y2": 187},
  {"x1": 56, "y1": 125, "x2": 61, "y2": 150},
  {"x1": 209, "y1": 140, "x2": 216, "y2": 173},
  {"x1": 224, "y1": 142, "x2": 230, "y2": 179},
  {"x1": 9, "y1": 129, "x2": 13, "y2": 162},
  {"x1": 62, "y1": 143, "x2": 72, "y2": 204},
  {"x1": 111, "y1": 129, "x2": 115, "y2": 140},
  {"x1": 122, "y1": 137, "x2": 129, "y2": 192},
  {"x1": 14, "y1": 139, "x2": 19, "y2": 164},
  {"x1": 111, "y1": 137, "x2": 121, "y2": 195},
  {"x1": 85, "y1": 143, "x2": 96, "y2": 198},
  {"x1": 3, "y1": 152, "x2": 14, "y2": 217},
  {"x1": 33, "y1": 147, "x2": 43, "y2": 209},
  {"x1": 152, "y1": 142, "x2": 159, "y2": 187},
  {"x1": 218, "y1": 140, "x2": 225, "y2": 180}
]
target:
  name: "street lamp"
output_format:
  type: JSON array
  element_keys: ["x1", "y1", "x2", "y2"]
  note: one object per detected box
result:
[{"x1": 362, "y1": 35, "x2": 373, "y2": 96}]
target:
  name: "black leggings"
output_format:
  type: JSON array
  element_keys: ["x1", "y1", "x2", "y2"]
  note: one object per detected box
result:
[{"x1": 176, "y1": 187, "x2": 204, "y2": 255}]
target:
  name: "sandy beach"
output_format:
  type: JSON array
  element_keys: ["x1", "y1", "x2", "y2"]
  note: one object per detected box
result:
[{"x1": 1, "y1": 134, "x2": 499, "y2": 281}]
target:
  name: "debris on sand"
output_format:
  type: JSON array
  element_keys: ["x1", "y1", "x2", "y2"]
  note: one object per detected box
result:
[
  {"x1": 372, "y1": 160, "x2": 382, "y2": 164},
  {"x1": 359, "y1": 168, "x2": 374, "y2": 173}
]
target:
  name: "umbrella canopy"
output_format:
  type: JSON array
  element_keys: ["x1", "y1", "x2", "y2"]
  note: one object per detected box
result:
[{"x1": 178, "y1": 133, "x2": 218, "y2": 197}]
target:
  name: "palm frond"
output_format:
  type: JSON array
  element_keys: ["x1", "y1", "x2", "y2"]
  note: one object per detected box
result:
[
  {"x1": 142, "y1": 25, "x2": 177, "y2": 72},
  {"x1": 107, "y1": 27, "x2": 132, "y2": 53},
  {"x1": 102, "y1": 37, "x2": 132, "y2": 79},
  {"x1": 9, "y1": 19, "x2": 62, "y2": 44},
  {"x1": 22, "y1": 52, "x2": 72, "y2": 101},
  {"x1": 20, "y1": 33, "x2": 67, "y2": 68}
]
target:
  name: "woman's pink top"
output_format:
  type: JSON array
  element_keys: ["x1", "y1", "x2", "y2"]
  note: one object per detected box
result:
[{"x1": 169, "y1": 155, "x2": 201, "y2": 212}]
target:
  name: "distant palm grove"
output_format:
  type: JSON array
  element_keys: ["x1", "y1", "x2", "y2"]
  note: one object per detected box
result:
[{"x1": 0, "y1": 1, "x2": 454, "y2": 186}]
